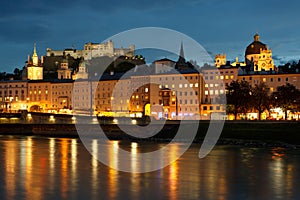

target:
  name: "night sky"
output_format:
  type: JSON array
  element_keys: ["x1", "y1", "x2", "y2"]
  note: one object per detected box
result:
[{"x1": 1, "y1": 0, "x2": 300, "y2": 72}]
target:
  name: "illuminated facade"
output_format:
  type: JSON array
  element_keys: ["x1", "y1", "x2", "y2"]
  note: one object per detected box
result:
[
  {"x1": 0, "y1": 81, "x2": 28, "y2": 112},
  {"x1": 46, "y1": 40, "x2": 135, "y2": 60},
  {"x1": 57, "y1": 58, "x2": 72, "y2": 80},
  {"x1": 245, "y1": 33, "x2": 275, "y2": 71},
  {"x1": 26, "y1": 44, "x2": 44, "y2": 80}
]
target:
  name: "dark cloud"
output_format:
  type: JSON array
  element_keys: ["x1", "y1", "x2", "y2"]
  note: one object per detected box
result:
[{"x1": 0, "y1": 20, "x2": 50, "y2": 43}]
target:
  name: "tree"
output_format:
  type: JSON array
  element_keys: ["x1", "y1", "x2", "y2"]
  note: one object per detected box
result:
[
  {"x1": 251, "y1": 83, "x2": 270, "y2": 120},
  {"x1": 13, "y1": 68, "x2": 20, "y2": 75},
  {"x1": 271, "y1": 83, "x2": 300, "y2": 120},
  {"x1": 226, "y1": 80, "x2": 252, "y2": 120}
]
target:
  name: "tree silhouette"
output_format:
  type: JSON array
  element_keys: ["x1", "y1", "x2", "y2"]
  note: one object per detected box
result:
[
  {"x1": 226, "y1": 80, "x2": 252, "y2": 120},
  {"x1": 251, "y1": 83, "x2": 270, "y2": 120},
  {"x1": 271, "y1": 83, "x2": 300, "y2": 120}
]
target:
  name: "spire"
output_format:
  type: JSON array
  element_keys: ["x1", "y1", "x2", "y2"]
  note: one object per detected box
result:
[
  {"x1": 175, "y1": 41, "x2": 187, "y2": 69},
  {"x1": 33, "y1": 43, "x2": 37, "y2": 56},
  {"x1": 32, "y1": 43, "x2": 39, "y2": 66},
  {"x1": 179, "y1": 41, "x2": 185, "y2": 59}
]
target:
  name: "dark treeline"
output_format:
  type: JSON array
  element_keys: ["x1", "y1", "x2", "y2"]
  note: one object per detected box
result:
[{"x1": 226, "y1": 80, "x2": 300, "y2": 120}]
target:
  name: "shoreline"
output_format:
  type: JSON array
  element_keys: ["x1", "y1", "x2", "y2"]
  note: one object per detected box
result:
[{"x1": 0, "y1": 121, "x2": 299, "y2": 148}]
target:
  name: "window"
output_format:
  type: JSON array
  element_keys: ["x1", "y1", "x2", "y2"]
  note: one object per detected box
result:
[
  {"x1": 286, "y1": 78, "x2": 289, "y2": 81},
  {"x1": 210, "y1": 106, "x2": 213, "y2": 110},
  {"x1": 203, "y1": 106, "x2": 207, "y2": 110},
  {"x1": 278, "y1": 78, "x2": 281, "y2": 82}
]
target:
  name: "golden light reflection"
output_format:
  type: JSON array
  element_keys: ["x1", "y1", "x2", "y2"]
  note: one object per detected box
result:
[
  {"x1": 271, "y1": 147, "x2": 286, "y2": 160},
  {"x1": 60, "y1": 139, "x2": 69, "y2": 199},
  {"x1": 91, "y1": 139, "x2": 99, "y2": 198},
  {"x1": 108, "y1": 141, "x2": 119, "y2": 199},
  {"x1": 130, "y1": 142, "x2": 140, "y2": 198},
  {"x1": 5, "y1": 140, "x2": 17, "y2": 200},
  {"x1": 71, "y1": 139, "x2": 78, "y2": 193},
  {"x1": 168, "y1": 144, "x2": 179, "y2": 200},
  {"x1": 269, "y1": 147, "x2": 293, "y2": 199},
  {"x1": 49, "y1": 138, "x2": 55, "y2": 193},
  {"x1": 25, "y1": 137, "x2": 34, "y2": 200},
  {"x1": 131, "y1": 142, "x2": 138, "y2": 173}
]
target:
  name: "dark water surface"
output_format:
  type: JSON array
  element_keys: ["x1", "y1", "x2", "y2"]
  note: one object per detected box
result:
[{"x1": 0, "y1": 135, "x2": 299, "y2": 200}]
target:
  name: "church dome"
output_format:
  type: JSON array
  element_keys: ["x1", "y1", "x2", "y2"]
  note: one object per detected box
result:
[{"x1": 245, "y1": 33, "x2": 268, "y2": 56}]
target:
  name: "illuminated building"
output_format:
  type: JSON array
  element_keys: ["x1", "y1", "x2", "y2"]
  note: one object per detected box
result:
[
  {"x1": 0, "y1": 80, "x2": 28, "y2": 112},
  {"x1": 46, "y1": 40, "x2": 135, "y2": 60},
  {"x1": 25, "y1": 44, "x2": 44, "y2": 80},
  {"x1": 245, "y1": 33, "x2": 275, "y2": 71},
  {"x1": 57, "y1": 58, "x2": 72, "y2": 80}
]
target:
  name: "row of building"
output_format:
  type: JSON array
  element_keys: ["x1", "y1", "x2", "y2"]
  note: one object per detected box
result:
[{"x1": 1, "y1": 33, "x2": 300, "y2": 120}]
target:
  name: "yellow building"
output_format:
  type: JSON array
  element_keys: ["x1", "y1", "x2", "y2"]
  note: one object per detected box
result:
[
  {"x1": 0, "y1": 81, "x2": 28, "y2": 112},
  {"x1": 51, "y1": 80, "x2": 73, "y2": 111},
  {"x1": 27, "y1": 81, "x2": 51, "y2": 111},
  {"x1": 245, "y1": 33, "x2": 275, "y2": 71},
  {"x1": 26, "y1": 44, "x2": 44, "y2": 80}
]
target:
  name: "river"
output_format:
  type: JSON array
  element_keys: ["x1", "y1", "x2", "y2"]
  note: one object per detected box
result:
[{"x1": 0, "y1": 135, "x2": 299, "y2": 200}]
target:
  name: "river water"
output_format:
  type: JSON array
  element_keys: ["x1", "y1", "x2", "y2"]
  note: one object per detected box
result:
[{"x1": 0, "y1": 135, "x2": 299, "y2": 200}]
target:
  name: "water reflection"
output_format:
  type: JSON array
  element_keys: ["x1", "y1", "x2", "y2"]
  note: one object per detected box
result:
[
  {"x1": 0, "y1": 137, "x2": 300, "y2": 200},
  {"x1": 269, "y1": 147, "x2": 293, "y2": 199}
]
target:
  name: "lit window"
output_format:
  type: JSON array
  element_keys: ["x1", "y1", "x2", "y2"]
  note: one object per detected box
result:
[
  {"x1": 184, "y1": 84, "x2": 188, "y2": 88},
  {"x1": 179, "y1": 84, "x2": 183, "y2": 88},
  {"x1": 145, "y1": 88, "x2": 148, "y2": 92},
  {"x1": 204, "y1": 84, "x2": 208, "y2": 88},
  {"x1": 165, "y1": 85, "x2": 168, "y2": 88},
  {"x1": 159, "y1": 85, "x2": 162, "y2": 89},
  {"x1": 190, "y1": 84, "x2": 193, "y2": 88},
  {"x1": 220, "y1": 76, "x2": 224, "y2": 80},
  {"x1": 210, "y1": 84, "x2": 214, "y2": 88},
  {"x1": 210, "y1": 90, "x2": 214, "y2": 95},
  {"x1": 225, "y1": 75, "x2": 229, "y2": 80},
  {"x1": 263, "y1": 78, "x2": 266, "y2": 82},
  {"x1": 172, "y1": 84, "x2": 175, "y2": 88},
  {"x1": 205, "y1": 91, "x2": 208, "y2": 95},
  {"x1": 220, "y1": 90, "x2": 224, "y2": 94},
  {"x1": 215, "y1": 76, "x2": 219, "y2": 80},
  {"x1": 215, "y1": 90, "x2": 219, "y2": 95},
  {"x1": 230, "y1": 75, "x2": 234, "y2": 79},
  {"x1": 215, "y1": 84, "x2": 219, "y2": 87},
  {"x1": 270, "y1": 87, "x2": 274, "y2": 92},
  {"x1": 38, "y1": 90, "x2": 41, "y2": 94},
  {"x1": 195, "y1": 83, "x2": 199, "y2": 87}
]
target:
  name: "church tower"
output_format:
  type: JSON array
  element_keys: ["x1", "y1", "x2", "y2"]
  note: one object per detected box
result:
[
  {"x1": 215, "y1": 54, "x2": 226, "y2": 67},
  {"x1": 32, "y1": 43, "x2": 39, "y2": 66},
  {"x1": 27, "y1": 43, "x2": 43, "y2": 80},
  {"x1": 73, "y1": 58, "x2": 88, "y2": 80},
  {"x1": 245, "y1": 33, "x2": 275, "y2": 71},
  {"x1": 175, "y1": 41, "x2": 188, "y2": 69},
  {"x1": 57, "y1": 58, "x2": 72, "y2": 79}
]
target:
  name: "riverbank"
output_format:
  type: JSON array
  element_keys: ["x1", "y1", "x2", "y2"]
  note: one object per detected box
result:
[{"x1": 0, "y1": 120, "x2": 299, "y2": 147}]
